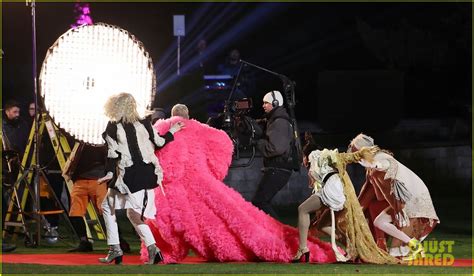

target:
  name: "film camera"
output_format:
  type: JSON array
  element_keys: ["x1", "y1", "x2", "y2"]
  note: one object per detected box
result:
[{"x1": 207, "y1": 98, "x2": 263, "y2": 166}]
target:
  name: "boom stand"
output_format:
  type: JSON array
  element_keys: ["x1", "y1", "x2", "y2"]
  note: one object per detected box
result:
[{"x1": 239, "y1": 59, "x2": 303, "y2": 161}]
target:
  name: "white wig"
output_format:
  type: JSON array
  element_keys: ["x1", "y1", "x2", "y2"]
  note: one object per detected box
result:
[
  {"x1": 348, "y1": 133, "x2": 375, "y2": 152},
  {"x1": 104, "y1": 92, "x2": 141, "y2": 123}
]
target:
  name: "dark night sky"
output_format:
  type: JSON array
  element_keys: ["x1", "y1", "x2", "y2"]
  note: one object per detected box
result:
[{"x1": 2, "y1": 2, "x2": 471, "y2": 127}]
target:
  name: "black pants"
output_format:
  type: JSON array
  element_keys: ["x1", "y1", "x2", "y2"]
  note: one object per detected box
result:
[{"x1": 251, "y1": 168, "x2": 292, "y2": 219}]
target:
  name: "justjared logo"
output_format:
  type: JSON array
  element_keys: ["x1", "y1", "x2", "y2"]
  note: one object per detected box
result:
[{"x1": 408, "y1": 240, "x2": 455, "y2": 266}]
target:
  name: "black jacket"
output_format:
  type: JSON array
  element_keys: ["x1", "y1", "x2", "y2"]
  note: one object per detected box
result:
[
  {"x1": 256, "y1": 106, "x2": 293, "y2": 170},
  {"x1": 71, "y1": 145, "x2": 107, "y2": 182},
  {"x1": 2, "y1": 114, "x2": 29, "y2": 155}
]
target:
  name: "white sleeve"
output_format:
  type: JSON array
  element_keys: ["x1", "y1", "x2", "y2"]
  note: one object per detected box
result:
[
  {"x1": 373, "y1": 159, "x2": 391, "y2": 171},
  {"x1": 151, "y1": 129, "x2": 166, "y2": 147},
  {"x1": 105, "y1": 135, "x2": 120, "y2": 158}
]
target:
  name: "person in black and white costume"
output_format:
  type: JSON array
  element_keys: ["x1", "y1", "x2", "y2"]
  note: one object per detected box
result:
[{"x1": 98, "y1": 92, "x2": 184, "y2": 265}]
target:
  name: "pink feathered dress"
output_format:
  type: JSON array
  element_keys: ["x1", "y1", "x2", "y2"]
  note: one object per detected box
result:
[{"x1": 140, "y1": 117, "x2": 336, "y2": 263}]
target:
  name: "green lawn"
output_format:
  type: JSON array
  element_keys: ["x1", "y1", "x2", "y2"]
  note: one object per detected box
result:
[
  {"x1": 1, "y1": 210, "x2": 471, "y2": 274},
  {"x1": 1, "y1": 262, "x2": 472, "y2": 274},
  {"x1": 1, "y1": 231, "x2": 471, "y2": 274}
]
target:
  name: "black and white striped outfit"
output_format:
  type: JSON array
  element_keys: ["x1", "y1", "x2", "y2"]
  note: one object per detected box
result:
[{"x1": 100, "y1": 117, "x2": 173, "y2": 246}]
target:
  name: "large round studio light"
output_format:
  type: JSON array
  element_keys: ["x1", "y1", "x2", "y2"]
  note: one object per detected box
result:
[{"x1": 39, "y1": 23, "x2": 156, "y2": 145}]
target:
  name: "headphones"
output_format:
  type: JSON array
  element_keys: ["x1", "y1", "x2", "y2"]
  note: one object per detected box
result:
[{"x1": 271, "y1": 91, "x2": 279, "y2": 107}]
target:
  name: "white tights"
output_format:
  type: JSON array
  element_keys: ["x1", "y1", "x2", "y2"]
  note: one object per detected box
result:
[
  {"x1": 102, "y1": 198, "x2": 156, "y2": 247},
  {"x1": 374, "y1": 210, "x2": 411, "y2": 244}
]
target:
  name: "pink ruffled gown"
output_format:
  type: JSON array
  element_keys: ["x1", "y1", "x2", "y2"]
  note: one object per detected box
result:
[{"x1": 140, "y1": 117, "x2": 336, "y2": 263}]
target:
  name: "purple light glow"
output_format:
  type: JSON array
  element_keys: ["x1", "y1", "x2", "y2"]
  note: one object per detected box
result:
[{"x1": 71, "y1": 2, "x2": 93, "y2": 28}]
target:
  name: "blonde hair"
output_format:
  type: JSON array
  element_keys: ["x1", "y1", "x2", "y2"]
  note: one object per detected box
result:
[
  {"x1": 171, "y1": 103, "x2": 189, "y2": 119},
  {"x1": 104, "y1": 92, "x2": 141, "y2": 123}
]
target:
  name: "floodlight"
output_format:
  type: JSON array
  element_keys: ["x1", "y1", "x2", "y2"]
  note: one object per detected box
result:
[{"x1": 39, "y1": 23, "x2": 155, "y2": 145}]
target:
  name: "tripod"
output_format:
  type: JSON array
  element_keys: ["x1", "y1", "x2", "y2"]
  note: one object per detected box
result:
[
  {"x1": 27, "y1": 0, "x2": 48, "y2": 246},
  {"x1": 3, "y1": 0, "x2": 68, "y2": 246},
  {"x1": 13, "y1": 0, "x2": 44, "y2": 246},
  {"x1": 2, "y1": 145, "x2": 64, "y2": 247},
  {"x1": 3, "y1": 112, "x2": 107, "y2": 246}
]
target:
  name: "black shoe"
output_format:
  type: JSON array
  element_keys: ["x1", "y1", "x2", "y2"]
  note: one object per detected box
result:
[
  {"x1": 2, "y1": 243, "x2": 16, "y2": 253},
  {"x1": 120, "y1": 239, "x2": 131, "y2": 253},
  {"x1": 68, "y1": 240, "x2": 93, "y2": 252},
  {"x1": 292, "y1": 247, "x2": 310, "y2": 263}
]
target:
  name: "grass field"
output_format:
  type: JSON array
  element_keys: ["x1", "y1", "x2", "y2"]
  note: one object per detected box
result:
[
  {"x1": 1, "y1": 212, "x2": 471, "y2": 275},
  {"x1": 2, "y1": 261, "x2": 472, "y2": 274}
]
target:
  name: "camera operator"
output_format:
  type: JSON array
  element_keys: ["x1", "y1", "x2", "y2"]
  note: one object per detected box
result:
[{"x1": 250, "y1": 90, "x2": 293, "y2": 219}]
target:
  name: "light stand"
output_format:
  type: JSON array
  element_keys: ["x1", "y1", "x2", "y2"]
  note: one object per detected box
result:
[
  {"x1": 27, "y1": 0, "x2": 43, "y2": 245},
  {"x1": 6, "y1": 1, "x2": 67, "y2": 246},
  {"x1": 4, "y1": 0, "x2": 44, "y2": 247}
]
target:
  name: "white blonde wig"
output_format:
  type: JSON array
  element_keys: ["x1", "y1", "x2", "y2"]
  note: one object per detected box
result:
[
  {"x1": 348, "y1": 133, "x2": 375, "y2": 152},
  {"x1": 104, "y1": 92, "x2": 141, "y2": 123},
  {"x1": 171, "y1": 103, "x2": 189, "y2": 119}
]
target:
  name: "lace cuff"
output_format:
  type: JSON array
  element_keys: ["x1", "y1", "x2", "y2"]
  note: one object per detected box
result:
[{"x1": 384, "y1": 157, "x2": 398, "y2": 180}]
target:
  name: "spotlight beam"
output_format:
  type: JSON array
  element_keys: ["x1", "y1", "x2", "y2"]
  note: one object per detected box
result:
[{"x1": 156, "y1": 3, "x2": 286, "y2": 96}]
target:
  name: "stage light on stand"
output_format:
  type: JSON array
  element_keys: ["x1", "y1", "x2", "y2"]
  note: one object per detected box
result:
[{"x1": 39, "y1": 23, "x2": 155, "y2": 145}]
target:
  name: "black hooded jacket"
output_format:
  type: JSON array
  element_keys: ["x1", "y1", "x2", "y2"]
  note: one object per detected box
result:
[{"x1": 256, "y1": 106, "x2": 293, "y2": 170}]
